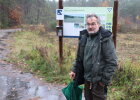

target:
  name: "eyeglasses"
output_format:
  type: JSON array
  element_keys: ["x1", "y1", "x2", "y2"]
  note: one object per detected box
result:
[{"x1": 86, "y1": 22, "x2": 97, "y2": 26}]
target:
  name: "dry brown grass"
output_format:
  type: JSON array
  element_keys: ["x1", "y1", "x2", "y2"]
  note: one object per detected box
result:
[
  {"x1": 62, "y1": 33, "x2": 140, "y2": 62},
  {"x1": 117, "y1": 33, "x2": 140, "y2": 62}
]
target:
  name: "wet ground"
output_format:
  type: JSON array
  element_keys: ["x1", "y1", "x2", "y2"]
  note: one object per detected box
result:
[{"x1": 0, "y1": 29, "x2": 66, "y2": 100}]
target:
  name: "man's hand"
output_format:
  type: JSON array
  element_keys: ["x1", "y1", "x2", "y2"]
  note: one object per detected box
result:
[{"x1": 69, "y1": 71, "x2": 76, "y2": 79}]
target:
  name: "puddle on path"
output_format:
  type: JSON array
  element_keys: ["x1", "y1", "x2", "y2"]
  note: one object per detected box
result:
[{"x1": 0, "y1": 75, "x2": 65, "y2": 100}]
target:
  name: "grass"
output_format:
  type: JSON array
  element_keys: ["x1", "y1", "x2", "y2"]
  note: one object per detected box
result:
[
  {"x1": 7, "y1": 30, "x2": 140, "y2": 100},
  {"x1": 8, "y1": 30, "x2": 76, "y2": 84},
  {"x1": 116, "y1": 33, "x2": 140, "y2": 62},
  {"x1": 108, "y1": 60, "x2": 140, "y2": 100}
]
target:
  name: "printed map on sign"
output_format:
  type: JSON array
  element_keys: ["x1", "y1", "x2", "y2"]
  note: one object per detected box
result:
[{"x1": 63, "y1": 7, "x2": 113, "y2": 37}]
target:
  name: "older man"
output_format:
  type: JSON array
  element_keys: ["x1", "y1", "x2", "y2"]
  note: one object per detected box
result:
[{"x1": 69, "y1": 14, "x2": 118, "y2": 100}]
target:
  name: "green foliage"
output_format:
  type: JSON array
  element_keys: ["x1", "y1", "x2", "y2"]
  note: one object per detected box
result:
[
  {"x1": 125, "y1": 81, "x2": 140, "y2": 100},
  {"x1": 9, "y1": 30, "x2": 73, "y2": 84},
  {"x1": 21, "y1": 46, "x2": 72, "y2": 84},
  {"x1": 113, "y1": 60, "x2": 140, "y2": 86},
  {"x1": 110, "y1": 60, "x2": 140, "y2": 100},
  {"x1": 22, "y1": 49, "x2": 46, "y2": 71}
]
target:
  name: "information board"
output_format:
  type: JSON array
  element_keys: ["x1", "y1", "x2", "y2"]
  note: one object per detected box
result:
[{"x1": 63, "y1": 7, "x2": 113, "y2": 37}]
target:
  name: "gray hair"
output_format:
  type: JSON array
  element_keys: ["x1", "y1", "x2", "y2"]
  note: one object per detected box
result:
[{"x1": 86, "y1": 14, "x2": 101, "y2": 24}]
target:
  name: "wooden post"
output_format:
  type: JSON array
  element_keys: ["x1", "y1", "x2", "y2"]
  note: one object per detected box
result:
[
  {"x1": 112, "y1": 0, "x2": 118, "y2": 48},
  {"x1": 58, "y1": 0, "x2": 63, "y2": 66}
]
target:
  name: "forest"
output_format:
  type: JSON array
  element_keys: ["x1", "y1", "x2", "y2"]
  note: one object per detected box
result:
[{"x1": 0, "y1": 0, "x2": 140, "y2": 33}]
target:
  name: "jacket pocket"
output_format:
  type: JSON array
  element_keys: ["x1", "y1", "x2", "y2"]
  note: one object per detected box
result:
[{"x1": 92, "y1": 83, "x2": 105, "y2": 98}]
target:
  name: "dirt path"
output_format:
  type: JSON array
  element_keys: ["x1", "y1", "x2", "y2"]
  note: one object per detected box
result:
[{"x1": 0, "y1": 29, "x2": 66, "y2": 100}]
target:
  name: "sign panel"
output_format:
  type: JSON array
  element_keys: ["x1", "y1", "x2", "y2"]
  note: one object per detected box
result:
[
  {"x1": 63, "y1": 7, "x2": 113, "y2": 37},
  {"x1": 56, "y1": 9, "x2": 64, "y2": 20}
]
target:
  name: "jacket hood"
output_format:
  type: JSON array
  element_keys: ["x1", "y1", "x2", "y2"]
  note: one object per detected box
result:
[{"x1": 99, "y1": 26, "x2": 112, "y2": 42}]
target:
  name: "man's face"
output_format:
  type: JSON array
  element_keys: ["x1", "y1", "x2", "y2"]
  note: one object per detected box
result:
[{"x1": 86, "y1": 17, "x2": 100, "y2": 34}]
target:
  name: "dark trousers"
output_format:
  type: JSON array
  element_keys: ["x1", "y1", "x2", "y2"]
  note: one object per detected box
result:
[{"x1": 84, "y1": 81, "x2": 107, "y2": 100}]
